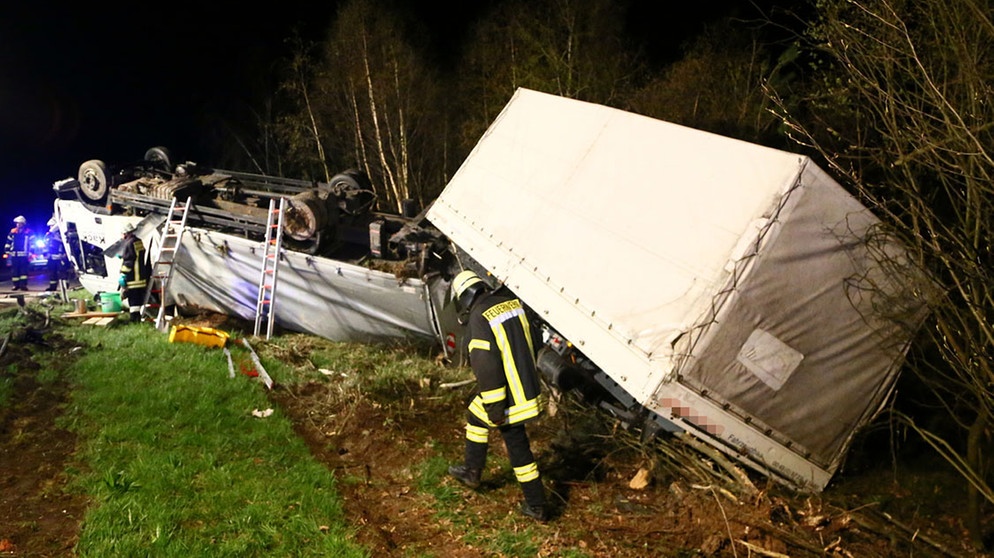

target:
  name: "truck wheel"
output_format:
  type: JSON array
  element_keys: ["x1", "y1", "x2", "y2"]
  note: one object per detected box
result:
[
  {"x1": 285, "y1": 191, "x2": 329, "y2": 241},
  {"x1": 144, "y1": 146, "x2": 174, "y2": 172},
  {"x1": 78, "y1": 160, "x2": 109, "y2": 203},
  {"x1": 327, "y1": 170, "x2": 361, "y2": 192},
  {"x1": 327, "y1": 170, "x2": 375, "y2": 215}
]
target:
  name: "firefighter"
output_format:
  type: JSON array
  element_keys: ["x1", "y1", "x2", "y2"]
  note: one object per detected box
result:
[
  {"x1": 119, "y1": 222, "x2": 150, "y2": 322},
  {"x1": 447, "y1": 270, "x2": 549, "y2": 521},
  {"x1": 45, "y1": 218, "x2": 68, "y2": 291},
  {"x1": 5, "y1": 215, "x2": 31, "y2": 291}
]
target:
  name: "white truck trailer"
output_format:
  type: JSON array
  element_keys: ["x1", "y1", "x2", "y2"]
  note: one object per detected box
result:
[{"x1": 427, "y1": 88, "x2": 929, "y2": 491}]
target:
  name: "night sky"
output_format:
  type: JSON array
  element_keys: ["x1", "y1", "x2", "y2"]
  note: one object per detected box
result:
[
  {"x1": 0, "y1": 2, "x2": 343, "y2": 230},
  {"x1": 0, "y1": 1, "x2": 752, "y2": 231}
]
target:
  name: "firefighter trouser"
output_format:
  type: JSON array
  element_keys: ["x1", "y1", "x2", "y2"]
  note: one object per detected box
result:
[
  {"x1": 10, "y1": 256, "x2": 28, "y2": 289},
  {"x1": 47, "y1": 258, "x2": 66, "y2": 289},
  {"x1": 124, "y1": 286, "x2": 145, "y2": 322},
  {"x1": 463, "y1": 414, "x2": 545, "y2": 508}
]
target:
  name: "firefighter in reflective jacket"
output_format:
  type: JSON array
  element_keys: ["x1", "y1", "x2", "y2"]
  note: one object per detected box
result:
[
  {"x1": 45, "y1": 218, "x2": 68, "y2": 291},
  {"x1": 447, "y1": 270, "x2": 549, "y2": 521},
  {"x1": 5, "y1": 216, "x2": 31, "y2": 291},
  {"x1": 119, "y1": 222, "x2": 150, "y2": 322}
]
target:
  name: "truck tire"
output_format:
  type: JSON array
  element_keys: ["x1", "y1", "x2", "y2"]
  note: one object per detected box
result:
[
  {"x1": 78, "y1": 160, "x2": 109, "y2": 203},
  {"x1": 144, "y1": 146, "x2": 174, "y2": 172},
  {"x1": 327, "y1": 170, "x2": 375, "y2": 215},
  {"x1": 285, "y1": 191, "x2": 328, "y2": 241}
]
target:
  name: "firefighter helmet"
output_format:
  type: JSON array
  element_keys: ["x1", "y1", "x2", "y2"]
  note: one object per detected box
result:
[
  {"x1": 452, "y1": 270, "x2": 486, "y2": 313},
  {"x1": 13, "y1": 215, "x2": 26, "y2": 224},
  {"x1": 121, "y1": 222, "x2": 136, "y2": 234}
]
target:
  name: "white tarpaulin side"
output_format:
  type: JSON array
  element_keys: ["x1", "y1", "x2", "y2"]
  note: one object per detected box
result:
[
  {"x1": 167, "y1": 229, "x2": 437, "y2": 343},
  {"x1": 427, "y1": 88, "x2": 926, "y2": 490}
]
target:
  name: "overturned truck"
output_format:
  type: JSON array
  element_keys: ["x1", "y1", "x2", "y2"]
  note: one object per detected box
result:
[
  {"x1": 53, "y1": 148, "x2": 457, "y2": 343},
  {"x1": 427, "y1": 88, "x2": 930, "y2": 492},
  {"x1": 53, "y1": 89, "x2": 929, "y2": 492}
]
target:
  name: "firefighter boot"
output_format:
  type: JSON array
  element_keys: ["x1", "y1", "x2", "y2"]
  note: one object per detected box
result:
[
  {"x1": 519, "y1": 479, "x2": 548, "y2": 521},
  {"x1": 519, "y1": 501, "x2": 549, "y2": 522},
  {"x1": 447, "y1": 464, "x2": 481, "y2": 489}
]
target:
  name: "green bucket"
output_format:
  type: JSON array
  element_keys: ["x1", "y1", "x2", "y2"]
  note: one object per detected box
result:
[{"x1": 100, "y1": 291, "x2": 123, "y2": 313}]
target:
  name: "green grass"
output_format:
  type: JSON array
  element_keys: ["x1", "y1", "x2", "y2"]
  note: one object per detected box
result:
[{"x1": 62, "y1": 324, "x2": 368, "y2": 557}]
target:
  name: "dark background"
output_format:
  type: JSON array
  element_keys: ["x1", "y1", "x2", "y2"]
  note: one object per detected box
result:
[{"x1": 0, "y1": 1, "x2": 750, "y2": 232}]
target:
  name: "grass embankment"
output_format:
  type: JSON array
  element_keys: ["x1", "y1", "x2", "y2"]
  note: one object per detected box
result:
[
  {"x1": 62, "y1": 323, "x2": 367, "y2": 557},
  {"x1": 4, "y1": 300, "x2": 563, "y2": 557}
]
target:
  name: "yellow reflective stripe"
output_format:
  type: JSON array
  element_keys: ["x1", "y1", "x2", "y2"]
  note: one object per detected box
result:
[
  {"x1": 480, "y1": 387, "x2": 506, "y2": 404},
  {"x1": 468, "y1": 339, "x2": 491, "y2": 353},
  {"x1": 492, "y1": 324, "x2": 527, "y2": 406},
  {"x1": 465, "y1": 423, "x2": 489, "y2": 443},
  {"x1": 513, "y1": 462, "x2": 540, "y2": 483},
  {"x1": 468, "y1": 397, "x2": 497, "y2": 427},
  {"x1": 518, "y1": 312, "x2": 535, "y2": 356},
  {"x1": 470, "y1": 389, "x2": 541, "y2": 427},
  {"x1": 507, "y1": 398, "x2": 541, "y2": 423},
  {"x1": 134, "y1": 242, "x2": 147, "y2": 281}
]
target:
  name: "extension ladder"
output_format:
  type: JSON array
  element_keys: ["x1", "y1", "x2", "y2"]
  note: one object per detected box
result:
[
  {"x1": 253, "y1": 197, "x2": 286, "y2": 339},
  {"x1": 142, "y1": 196, "x2": 192, "y2": 331}
]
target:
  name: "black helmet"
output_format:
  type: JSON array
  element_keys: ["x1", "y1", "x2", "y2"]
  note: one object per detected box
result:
[{"x1": 452, "y1": 270, "x2": 486, "y2": 313}]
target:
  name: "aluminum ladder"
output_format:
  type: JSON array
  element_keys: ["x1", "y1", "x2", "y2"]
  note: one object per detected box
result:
[
  {"x1": 142, "y1": 196, "x2": 192, "y2": 331},
  {"x1": 253, "y1": 197, "x2": 286, "y2": 339}
]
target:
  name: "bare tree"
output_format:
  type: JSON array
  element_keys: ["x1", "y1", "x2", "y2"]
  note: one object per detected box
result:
[
  {"x1": 457, "y1": 0, "x2": 640, "y2": 152},
  {"x1": 627, "y1": 19, "x2": 796, "y2": 146},
  {"x1": 773, "y1": 0, "x2": 994, "y2": 545},
  {"x1": 276, "y1": 36, "x2": 333, "y2": 182},
  {"x1": 314, "y1": 0, "x2": 449, "y2": 212},
  {"x1": 258, "y1": 33, "x2": 356, "y2": 184}
]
